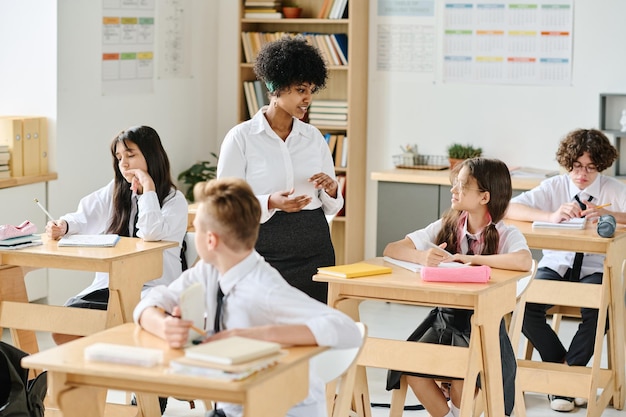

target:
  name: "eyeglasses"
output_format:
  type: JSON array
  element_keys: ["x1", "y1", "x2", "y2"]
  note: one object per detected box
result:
[
  {"x1": 571, "y1": 161, "x2": 598, "y2": 173},
  {"x1": 452, "y1": 178, "x2": 482, "y2": 193}
]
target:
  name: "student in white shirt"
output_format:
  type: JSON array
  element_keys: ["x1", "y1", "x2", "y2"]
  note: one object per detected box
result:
[
  {"x1": 384, "y1": 158, "x2": 532, "y2": 417},
  {"x1": 217, "y1": 36, "x2": 343, "y2": 303},
  {"x1": 506, "y1": 128, "x2": 626, "y2": 412},
  {"x1": 46, "y1": 126, "x2": 188, "y2": 345},
  {"x1": 135, "y1": 178, "x2": 361, "y2": 417}
]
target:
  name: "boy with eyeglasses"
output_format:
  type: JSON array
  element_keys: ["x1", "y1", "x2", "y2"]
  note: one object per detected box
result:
[{"x1": 505, "y1": 128, "x2": 626, "y2": 412}]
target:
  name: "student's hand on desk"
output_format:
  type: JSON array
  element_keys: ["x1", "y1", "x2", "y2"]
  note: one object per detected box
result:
[
  {"x1": 126, "y1": 168, "x2": 155, "y2": 195},
  {"x1": 582, "y1": 202, "x2": 608, "y2": 222},
  {"x1": 269, "y1": 188, "x2": 312, "y2": 212},
  {"x1": 308, "y1": 172, "x2": 338, "y2": 198},
  {"x1": 45, "y1": 220, "x2": 68, "y2": 240},
  {"x1": 550, "y1": 202, "x2": 583, "y2": 223},
  {"x1": 423, "y1": 244, "x2": 451, "y2": 267}
]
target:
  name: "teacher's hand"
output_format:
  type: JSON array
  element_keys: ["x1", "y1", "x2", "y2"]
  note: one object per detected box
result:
[
  {"x1": 269, "y1": 189, "x2": 312, "y2": 212},
  {"x1": 308, "y1": 172, "x2": 338, "y2": 198}
]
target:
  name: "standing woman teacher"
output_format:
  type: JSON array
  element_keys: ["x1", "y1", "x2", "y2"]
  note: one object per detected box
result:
[{"x1": 217, "y1": 36, "x2": 343, "y2": 303}]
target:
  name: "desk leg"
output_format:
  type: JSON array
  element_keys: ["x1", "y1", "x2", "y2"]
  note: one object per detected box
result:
[
  {"x1": 606, "y1": 239, "x2": 626, "y2": 409},
  {"x1": 353, "y1": 365, "x2": 372, "y2": 417},
  {"x1": 136, "y1": 393, "x2": 162, "y2": 417},
  {"x1": 476, "y1": 316, "x2": 505, "y2": 417},
  {"x1": 0, "y1": 266, "x2": 39, "y2": 353},
  {"x1": 49, "y1": 372, "x2": 106, "y2": 417},
  {"x1": 109, "y1": 252, "x2": 163, "y2": 324}
]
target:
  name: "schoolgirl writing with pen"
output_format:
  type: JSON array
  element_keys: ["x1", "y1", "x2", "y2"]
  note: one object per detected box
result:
[
  {"x1": 384, "y1": 158, "x2": 532, "y2": 417},
  {"x1": 46, "y1": 126, "x2": 188, "y2": 347}
]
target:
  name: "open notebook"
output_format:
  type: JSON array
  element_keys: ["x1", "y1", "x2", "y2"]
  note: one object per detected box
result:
[
  {"x1": 383, "y1": 256, "x2": 469, "y2": 272},
  {"x1": 532, "y1": 217, "x2": 586, "y2": 230},
  {"x1": 58, "y1": 234, "x2": 120, "y2": 247}
]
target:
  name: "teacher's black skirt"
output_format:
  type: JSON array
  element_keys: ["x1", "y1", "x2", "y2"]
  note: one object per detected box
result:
[{"x1": 256, "y1": 207, "x2": 334, "y2": 303}]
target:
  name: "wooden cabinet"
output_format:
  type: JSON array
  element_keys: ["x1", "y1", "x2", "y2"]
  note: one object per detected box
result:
[{"x1": 237, "y1": 0, "x2": 369, "y2": 264}]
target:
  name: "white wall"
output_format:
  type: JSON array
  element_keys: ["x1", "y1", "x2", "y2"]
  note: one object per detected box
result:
[
  {"x1": 0, "y1": 0, "x2": 230, "y2": 305},
  {"x1": 363, "y1": 0, "x2": 626, "y2": 258}
]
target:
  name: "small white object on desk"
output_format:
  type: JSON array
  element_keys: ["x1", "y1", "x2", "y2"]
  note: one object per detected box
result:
[{"x1": 84, "y1": 342, "x2": 163, "y2": 367}]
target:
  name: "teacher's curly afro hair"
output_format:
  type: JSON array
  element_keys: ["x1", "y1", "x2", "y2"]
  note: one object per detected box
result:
[{"x1": 253, "y1": 35, "x2": 328, "y2": 94}]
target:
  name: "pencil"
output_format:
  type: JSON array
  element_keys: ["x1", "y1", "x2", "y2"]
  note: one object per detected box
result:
[
  {"x1": 594, "y1": 203, "x2": 611, "y2": 209},
  {"x1": 33, "y1": 198, "x2": 55, "y2": 222},
  {"x1": 156, "y1": 307, "x2": 206, "y2": 336}
]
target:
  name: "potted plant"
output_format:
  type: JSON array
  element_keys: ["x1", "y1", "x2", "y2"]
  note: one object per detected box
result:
[
  {"x1": 446, "y1": 143, "x2": 482, "y2": 170},
  {"x1": 282, "y1": 2, "x2": 302, "y2": 18},
  {"x1": 177, "y1": 152, "x2": 218, "y2": 202}
]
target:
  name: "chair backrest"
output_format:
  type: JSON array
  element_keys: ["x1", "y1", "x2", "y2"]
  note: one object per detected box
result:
[
  {"x1": 184, "y1": 232, "x2": 200, "y2": 268},
  {"x1": 310, "y1": 322, "x2": 367, "y2": 417}
]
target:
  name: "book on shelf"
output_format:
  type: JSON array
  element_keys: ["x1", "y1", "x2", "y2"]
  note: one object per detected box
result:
[
  {"x1": 309, "y1": 106, "x2": 348, "y2": 115},
  {"x1": 310, "y1": 99, "x2": 348, "y2": 108},
  {"x1": 330, "y1": 34, "x2": 348, "y2": 65},
  {"x1": 0, "y1": 164, "x2": 9, "y2": 171},
  {"x1": 340, "y1": 136, "x2": 348, "y2": 167},
  {"x1": 324, "y1": 133, "x2": 338, "y2": 155},
  {"x1": 309, "y1": 113, "x2": 347, "y2": 121},
  {"x1": 0, "y1": 171, "x2": 9, "y2": 179},
  {"x1": 0, "y1": 151, "x2": 9, "y2": 164},
  {"x1": 170, "y1": 350, "x2": 286, "y2": 381},
  {"x1": 328, "y1": 0, "x2": 349, "y2": 19},
  {"x1": 336, "y1": 173, "x2": 346, "y2": 216},
  {"x1": 532, "y1": 217, "x2": 586, "y2": 230},
  {"x1": 57, "y1": 234, "x2": 121, "y2": 247},
  {"x1": 253, "y1": 80, "x2": 270, "y2": 109},
  {"x1": 317, "y1": 262, "x2": 392, "y2": 279},
  {"x1": 309, "y1": 119, "x2": 348, "y2": 127},
  {"x1": 333, "y1": 134, "x2": 345, "y2": 167},
  {"x1": 184, "y1": 336, "x2": 282, "y2": 365},
  {"x1": 243, "y1": 81, "x2": 258, "y2": 118},
  {"x1": 317, "y1": 0, "x2": 333, "y2": 18},
  {"x1": 244, "y1": 12, "x2": 282, "y2": 19}
]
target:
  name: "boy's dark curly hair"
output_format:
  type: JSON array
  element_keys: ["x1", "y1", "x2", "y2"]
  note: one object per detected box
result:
[
  {"x1": 555, "y1": 129, "x2": 618, "y2": 172},
  {"x1": 253, "y1": 35, "x2": 327, "y2": 94}
]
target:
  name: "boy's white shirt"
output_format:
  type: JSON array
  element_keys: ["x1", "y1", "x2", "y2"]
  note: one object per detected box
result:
[
  {"x1": 511, "y1": 173, "x2": 626, "y2": 276},
  {"x1": 135, "y1": 250, "x2": 362, "y2": 417}
]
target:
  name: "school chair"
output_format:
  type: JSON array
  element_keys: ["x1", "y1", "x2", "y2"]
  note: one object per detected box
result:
[
  {"x1": 310, "y1": 322, "x2": 367, "y2": 417},
  {"x1": 508, "y1": 259, "x2": 624, "y2": 417},
  {"x1": 389, "y1": 260, "x2": 538, "y2": 417},
  {"x1": 184, "y1": 232, "x2": 200, "y2": 268},
  {"x1": 0, "y1": 300, "x2": 150, "y2": 417}
]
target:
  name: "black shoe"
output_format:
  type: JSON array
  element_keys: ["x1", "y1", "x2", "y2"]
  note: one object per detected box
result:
[{"x1": 130, "y1": 395, "x2": 168, "y2": 415}]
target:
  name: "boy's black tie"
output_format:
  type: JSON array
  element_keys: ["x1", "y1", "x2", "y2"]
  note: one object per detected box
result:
[
  {"x1": 213, "y1": 286, "x2": 224, "y2": 333},
  {"x1": 570, "y1": 195, "x2": 593, "y2": 281}
]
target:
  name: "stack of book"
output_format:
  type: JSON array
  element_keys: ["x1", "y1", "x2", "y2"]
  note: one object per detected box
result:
[
  {"x1": 308, "y1": 100, "x2": 348, "y2": 127},
  {"x1": 244, "y1": 1, "x2": 282, "y2": 19},
  {"x1": 169, "y1": 336, "x2": 285, "y2": 380},
  {"x1": 0, "y1": 144, "x2": 9, "y2": 179},
  {"x1": 301, "y1": 33, "x2": 348, "y2": 67}
]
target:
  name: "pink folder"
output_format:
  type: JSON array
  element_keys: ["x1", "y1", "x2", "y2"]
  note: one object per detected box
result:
[{"x1": 421, "y1": 265, "x2": 491, "y2": 283}]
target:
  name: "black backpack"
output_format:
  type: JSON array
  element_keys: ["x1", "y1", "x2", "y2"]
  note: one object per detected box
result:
[{"x1": 0, "y1": 342, "x2": 47, "y2": 417}]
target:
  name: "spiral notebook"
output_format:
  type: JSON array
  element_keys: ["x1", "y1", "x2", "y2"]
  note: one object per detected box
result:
[
  {"x1": 58, "y1": 234, "x2": 120, "y2": 247},
  {"x1": 532, "y1": 218, "x2": 586, "y2": 230}
]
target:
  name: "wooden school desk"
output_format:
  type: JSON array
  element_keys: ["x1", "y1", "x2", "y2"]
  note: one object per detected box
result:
[
  {"x1": 314, "y1": 258, "x2": 529, "y2": 417},
  {"x1": 0, "y1": 235, "x2": 178, "y2": 354},
  {"x1": 21, "y1": 323, "x2": 325, "y2": 417},
  {"x1": 505, "y1": 220, "x2": 626, "y2": 410}
]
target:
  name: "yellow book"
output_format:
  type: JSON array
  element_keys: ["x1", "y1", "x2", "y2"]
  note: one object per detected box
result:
[
  {"x1": 317, "y1": 262, "x2": 392, "y2": 278},
  {"x1": 185, "y1": 336, "x2": 281, "y2": 365}
]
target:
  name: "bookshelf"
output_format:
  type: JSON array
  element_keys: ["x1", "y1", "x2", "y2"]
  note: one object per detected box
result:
[
  {"x1": 238, "y1": 0, "x2": 368, "y2": 264},
  {"x1": 599, "y1": 93, "x2": 626, "y2": 176}
]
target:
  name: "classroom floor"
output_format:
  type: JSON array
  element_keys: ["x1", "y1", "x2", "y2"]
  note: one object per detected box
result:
[{"x1": 5, "y1": 300, "x2": 625, "y2": 417}]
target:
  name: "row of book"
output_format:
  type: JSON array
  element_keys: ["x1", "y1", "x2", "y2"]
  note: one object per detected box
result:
[
  {"x1": 309, "y1": 100, "x2": 348, "y2": 128},
  {"x1": 318, "y1": 0, "x2": 349, "y2": 19},
  {"x1": 324, "y1": 132, "x2": 348, "y2": 169},
  {"x1": 243, "y1": 80, "x2": 270, "y2": 118},
  {"x1": 0, "y1": 116, "x2": 48, "y2": 178},
  {"x1": 241, "y1": 32, "x2": 348, "y2": 66},
  {"x1": 243, "y1": 0, "x2": 283, "y2": 19}
]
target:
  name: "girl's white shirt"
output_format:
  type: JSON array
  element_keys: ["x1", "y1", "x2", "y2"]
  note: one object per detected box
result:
[{"x1": 61, "y1": 180, "x2": 188, "y2": 298}]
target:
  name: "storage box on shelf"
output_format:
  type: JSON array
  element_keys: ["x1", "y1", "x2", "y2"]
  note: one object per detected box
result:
[{"x1": 238, "y1": 0, "x2": 368, "y2": 264}]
